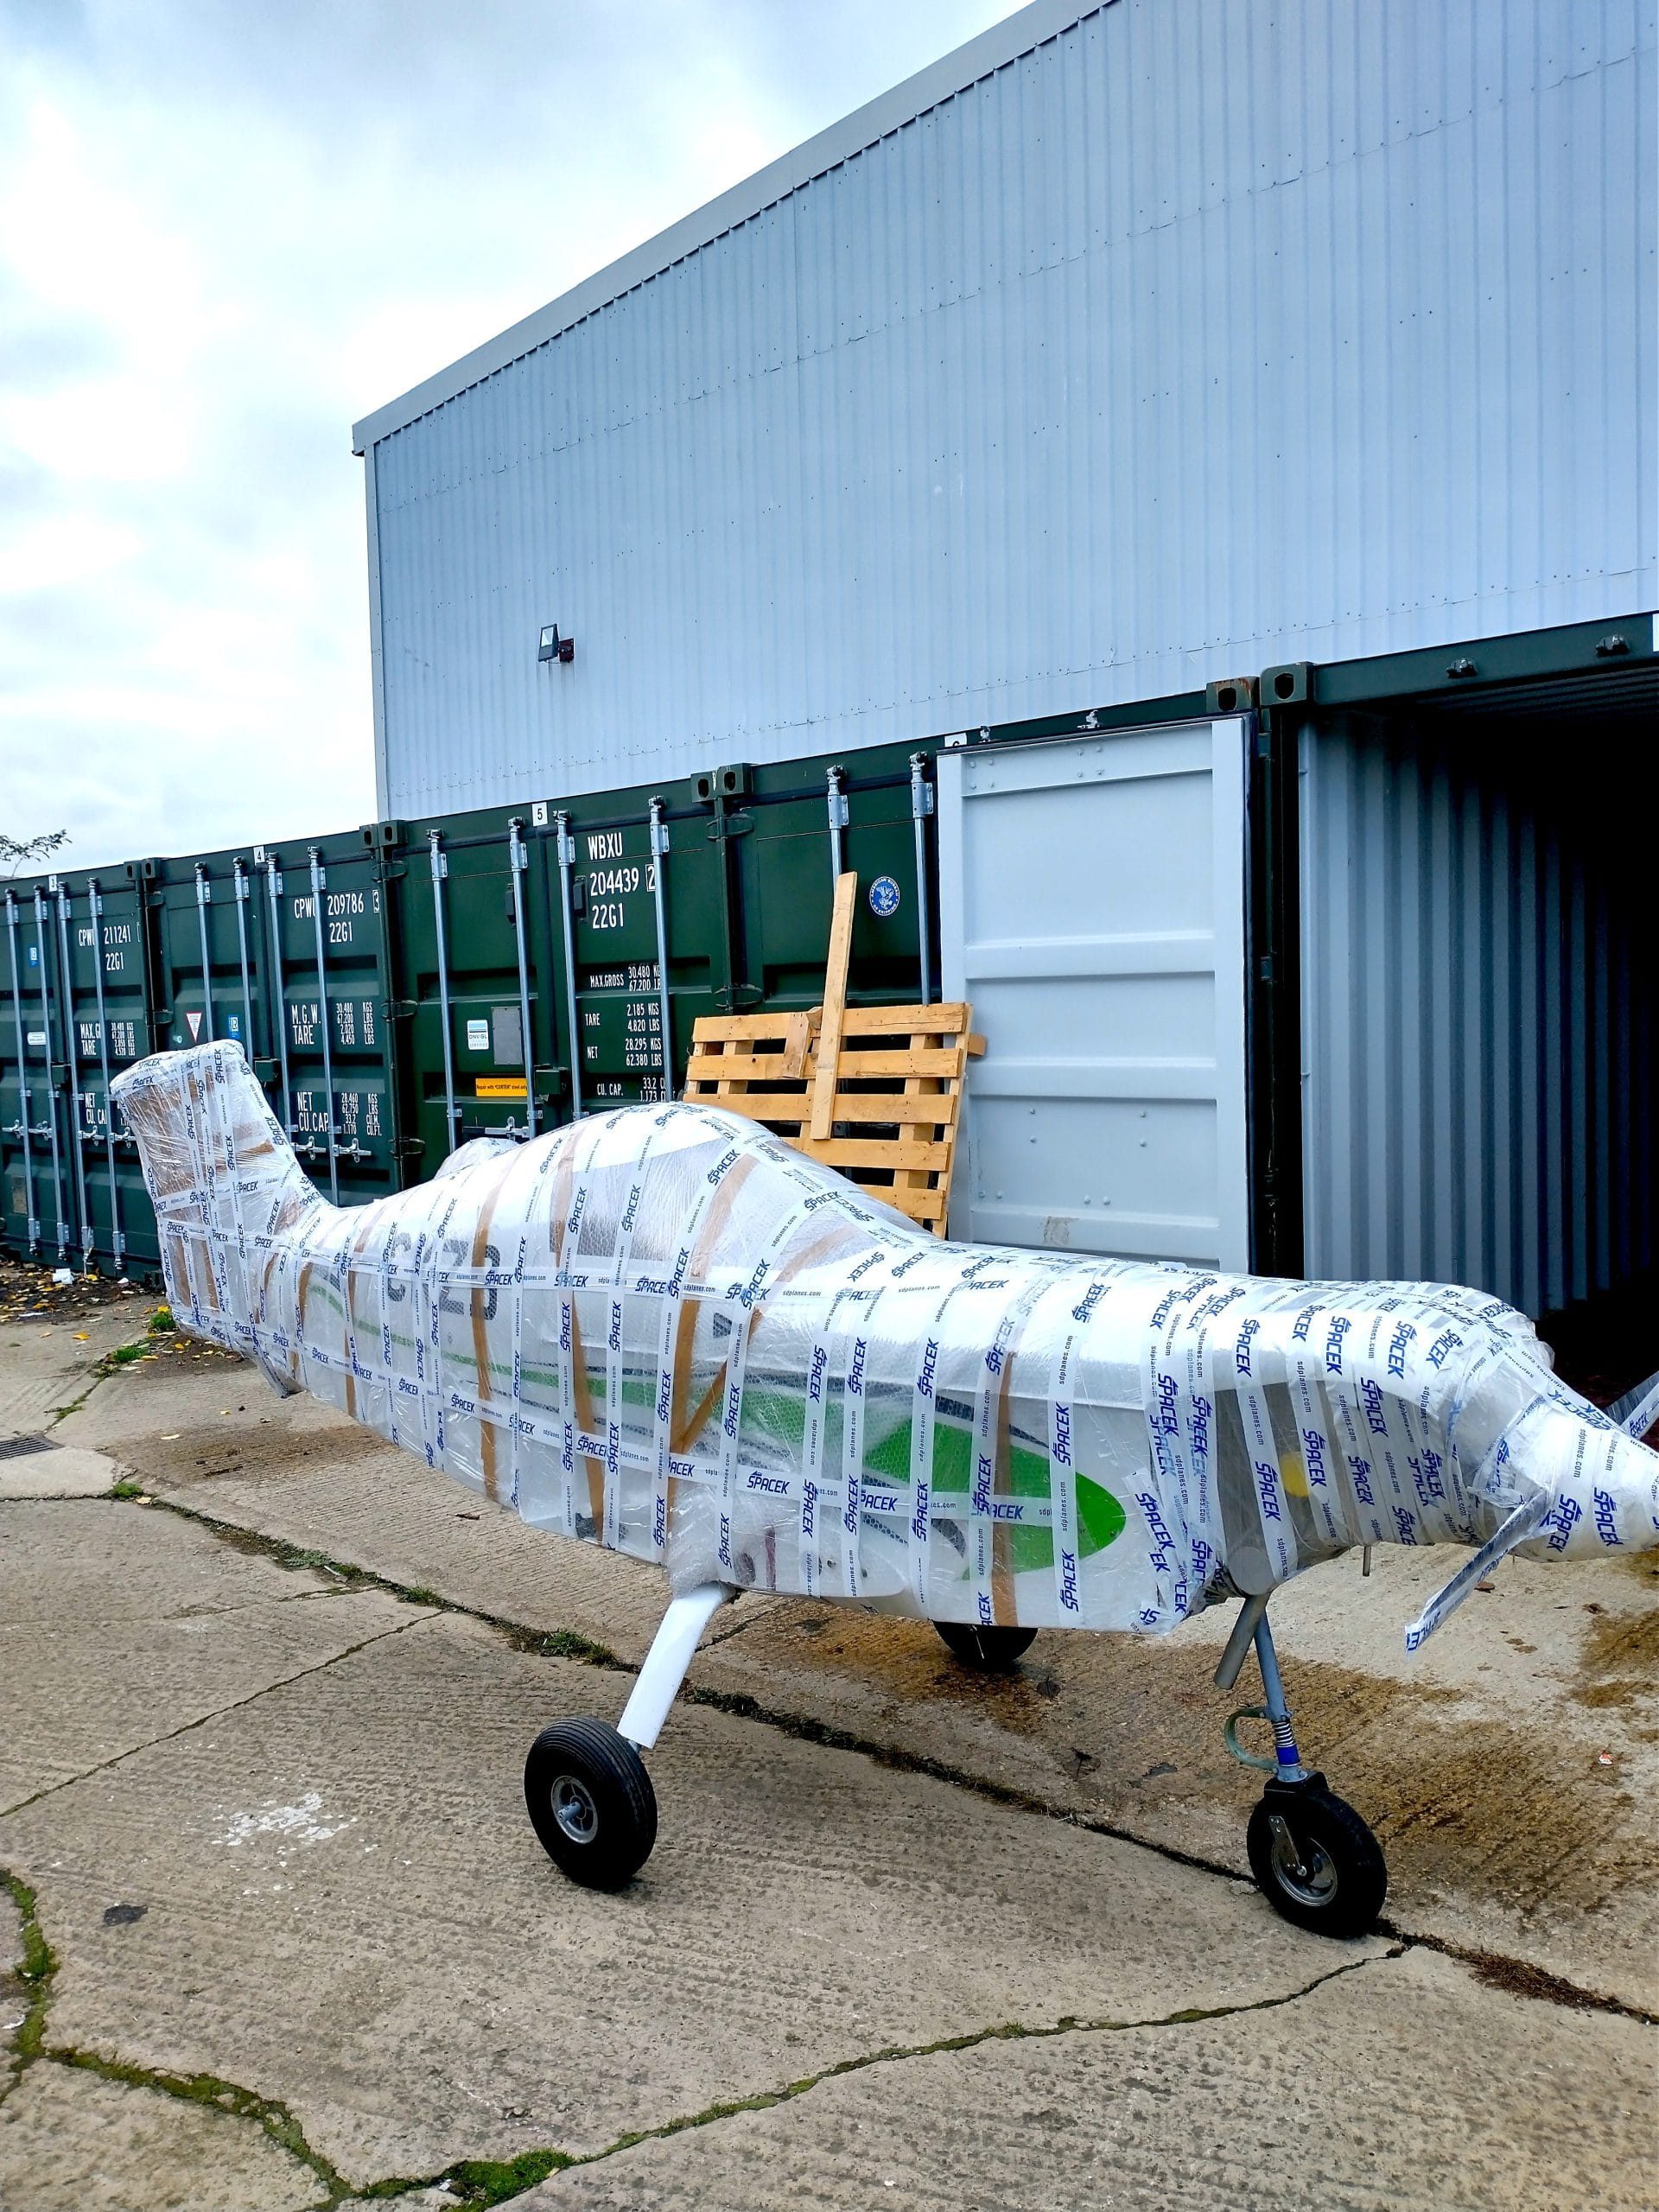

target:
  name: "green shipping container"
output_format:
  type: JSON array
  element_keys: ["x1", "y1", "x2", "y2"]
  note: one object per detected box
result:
[{"x1": 388, "y1": 739, "x2": 939, "y2": 1181}]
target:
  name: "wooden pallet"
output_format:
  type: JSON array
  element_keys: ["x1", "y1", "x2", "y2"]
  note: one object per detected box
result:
[{"x1": 684, "y1": 1001, "x2": 983, "y2": 1233}]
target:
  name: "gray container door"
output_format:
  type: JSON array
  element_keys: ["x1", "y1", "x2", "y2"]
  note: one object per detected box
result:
[{"x1": 937, "y1": 717, "x2": 1249, "y2": 1268}]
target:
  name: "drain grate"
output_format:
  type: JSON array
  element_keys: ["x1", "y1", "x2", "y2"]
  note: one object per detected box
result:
[{"x1": 0, "y1": 1434, "x2": 60, "y2": 1461}]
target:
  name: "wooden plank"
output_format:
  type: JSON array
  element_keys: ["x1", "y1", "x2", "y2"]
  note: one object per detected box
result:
[
  {"x1": 821, "y1": 1046, "x2": 966, "y2": 1078},
  {"x1": 817, "y1": 1096, "x2": 959, "y2": 1126},
  {"x1": 779, "y1": 1008, "x2": 815, "y2": 1079},
  {"x1": 690, "y1": 1010, "x2": 820, "y2": 1042},
  {"x1": 683, "y1": 1054, "x2": 814, "y2": 1084},
  {"x1": 866, "y1": 1190, "x2": 937, "y2": 1224},
  {"x1": 798, "y1": 1135, "x2": 950, "y2": 1173},
  {"x1": 808, "y1": 872, "x2": 858, "y2": 1141},
  {"x1": 838, "y1": 1001, "x2": 974, "y2": 1034}
]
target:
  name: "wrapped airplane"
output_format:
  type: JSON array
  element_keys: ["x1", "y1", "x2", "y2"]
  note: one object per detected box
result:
[{"x1": 111, "y1": 1042, "x2": 1659, "y2": 1937}]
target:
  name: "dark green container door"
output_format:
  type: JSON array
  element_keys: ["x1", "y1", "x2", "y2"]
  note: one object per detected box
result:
[
  {"x1": 2, "y1": 880, "x2": 77, "y2": 1266},
  {"x1": 146, "y1": 831, "x2": 401, "y2": 1211},
  {"x1": 561, "y1": 797, "x2": 725, "y2": 1111},
  {"x1": 391, "y1": 812, "x2": 563, "y2": 1166},
  {"x1": 0, "y1": 874, "x2": 153, "y2": 1273},
  {"x1": 50, "y1": 869, "x2": 157, "y2": 1273}
]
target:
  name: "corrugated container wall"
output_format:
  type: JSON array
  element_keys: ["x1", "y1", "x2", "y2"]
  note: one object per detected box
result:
[
  {"x1": 361, "y1": 0, "x2": 1658, "y2": 821},
  {"x1": 1299, "y1": 702, "x2": 1656, "y2": 1322}
]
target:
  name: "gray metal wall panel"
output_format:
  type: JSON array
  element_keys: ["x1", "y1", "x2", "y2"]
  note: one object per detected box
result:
[
  {"x1": 1299, "y1": 713, "x2": 1656, "y2": 1319},
  {"x1": 368, "y1": 0, "x2": 1658, "y2": 819}
]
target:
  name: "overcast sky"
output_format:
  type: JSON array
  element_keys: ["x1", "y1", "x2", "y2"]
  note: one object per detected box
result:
[{"x1": 0, "y1": 0, "x2": 1019, "y2": 870}]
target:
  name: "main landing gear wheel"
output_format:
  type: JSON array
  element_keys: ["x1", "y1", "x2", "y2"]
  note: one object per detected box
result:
[
  {"x1": 934, "y1": 1621, "x2": 1039, "y2": 1670},
  {"x1": 524, "y1": 1718, "x2": 657, "y2": 1890},
  {"x1": 1247, "y1": 1777, "x2": 1387, "y2": 1939}
]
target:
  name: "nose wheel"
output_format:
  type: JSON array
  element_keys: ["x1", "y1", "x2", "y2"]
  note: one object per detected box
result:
[{"x1": 1247, "y1": 1776, "x2": 1387, "y2": 1939}]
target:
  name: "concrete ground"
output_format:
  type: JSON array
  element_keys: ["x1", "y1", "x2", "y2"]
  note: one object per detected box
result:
[{"x1": 0, "y1": 1264, "x2": 1653, "y2": 2209}]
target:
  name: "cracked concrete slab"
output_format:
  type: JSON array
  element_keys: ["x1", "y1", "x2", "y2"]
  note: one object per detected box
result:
[
  {"x1": 0, "y1": 1604, "x2": 1382, "y2": 2192},
  {"x1": 0, "y1": 2063, "x2": 327, "y2": 2211},
  {"x1": 0, "y1": 1440, "x2": 120, "y2": 1498},
  {"x1": 0, "y1": 1281, "x2": 152, "y2": 1437},
  {"x1": 518, "y1": 1947, "x2": 1656, "y2": 2212},
  {"x1": 67, "y1": 1366, "x2": 1659, "y2": 2011},
  {"x1": 0, "y1": 1500, "x2": 418, "y2": 1813}
]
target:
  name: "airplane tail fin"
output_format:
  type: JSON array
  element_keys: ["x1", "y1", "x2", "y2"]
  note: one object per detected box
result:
[{"x1": 112, "y1": 1040, "x2": 322, "y2": 1359}]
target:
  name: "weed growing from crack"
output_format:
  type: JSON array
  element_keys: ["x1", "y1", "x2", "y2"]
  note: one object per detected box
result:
[{"x1": 0, "y1": 1870, "x2": 57, "y2": 2069}]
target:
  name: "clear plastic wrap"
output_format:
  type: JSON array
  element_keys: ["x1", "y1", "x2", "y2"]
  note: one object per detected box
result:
[{"x1": 113, "y1": 1043, "x2": 1659, "y2": 1646}]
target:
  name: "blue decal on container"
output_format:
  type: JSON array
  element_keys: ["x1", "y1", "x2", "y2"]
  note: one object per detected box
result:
[{"x1": 868, "y1": 874, "x2": 900, "y2": 918}]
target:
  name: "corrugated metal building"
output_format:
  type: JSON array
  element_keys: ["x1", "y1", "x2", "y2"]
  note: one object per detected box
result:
[
  {"x1": 355, "y1": 0, "x2": 1655, "y2": 817},
  {"x1": 353, "y1": 0, "x2": 1656, "y2": 1320}
]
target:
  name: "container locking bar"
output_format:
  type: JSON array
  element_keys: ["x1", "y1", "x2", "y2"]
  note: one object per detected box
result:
[
  {"x1": 232, "y1": 860, "x2": 255, "y2": 1061},
  {"x1": 555, "y1": 812, "x2": 583, "y2": 1122},
  {"x1": 648, "y1": 798, "x2": 673, "y2": 1103},
  {"x1": 307, "y1": 849, "x2": 340, "y2": 1201},
  {"x1": 53, "y1": 884, "x2": 93, "y2": 1261},
  {"x1": 264, "y1": 855, "x2": 296, "y2": 1153},
  {"x1": 825, "y1": 765, "x2": 849, "y2": 883},
  {"x1": 86, "y1": 878, "x2": 124, "y2": 1262},
  {"x1": 193, "y1": 864, "x2": 215, "y2": 1044},
  {"x1": 910, "y1": 752, "x2": 936, "y2": 1006},
  {"x1": 429, "y1": 831, "x2": 459, "y2": 1156},
  {"x1": 507, "y1": 817, "x2": 537, "y2": 1140}
]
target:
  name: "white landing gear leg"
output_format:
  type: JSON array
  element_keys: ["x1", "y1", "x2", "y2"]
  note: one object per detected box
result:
[{"x1": 524, "y1": 1582, "x2": 736, "y2": 1891}]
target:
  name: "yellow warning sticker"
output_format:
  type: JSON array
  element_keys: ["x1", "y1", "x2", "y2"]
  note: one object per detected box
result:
[{"x1": 475, "y1": 1077, "x2": 528, "y2": 1099}]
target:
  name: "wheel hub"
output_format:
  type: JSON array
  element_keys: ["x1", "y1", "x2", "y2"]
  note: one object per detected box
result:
[
  {"x1": 1267, "y1": 1810, "x2": 1338, "y2": 1905},
  {"x1": 551, "y1": 1773, "x2": 599, "y2": 1844}
]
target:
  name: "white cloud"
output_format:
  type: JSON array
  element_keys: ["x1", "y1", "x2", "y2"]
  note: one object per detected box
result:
[{"x1": 0, "y1": 0, "x2": 1020, "y2": 868}]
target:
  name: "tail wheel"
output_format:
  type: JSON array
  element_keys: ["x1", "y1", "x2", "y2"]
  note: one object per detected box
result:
[
  {"x1": 1247, "y1": 1781, "x2": 1387, "y2": 1939},
  {"x1": 524, "y1": 1717, "x2": 658, "y2": 1889},
  {"x1": 934, "y1": 1621, "x2": 1039, "y2": 1671}
]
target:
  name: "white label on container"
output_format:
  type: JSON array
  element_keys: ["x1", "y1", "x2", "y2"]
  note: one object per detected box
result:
[{"x1": 466, "y1": 1018, "x2": 489, "y2": 1052}]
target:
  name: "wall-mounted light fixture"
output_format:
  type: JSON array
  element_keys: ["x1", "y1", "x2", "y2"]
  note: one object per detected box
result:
[{"x1": 538, "y1": 624, "x2": 575, "y2": 665}]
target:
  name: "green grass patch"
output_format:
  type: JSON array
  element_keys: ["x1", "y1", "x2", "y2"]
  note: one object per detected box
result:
[{"x1": 434, "y1": 2150, "x2": 571, "y2": 2204}]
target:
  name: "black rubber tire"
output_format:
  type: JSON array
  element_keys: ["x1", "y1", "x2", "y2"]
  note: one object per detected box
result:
[
  {"x1": 934, "y1": 1620, "x2": 1039, "y2": 1670},
  {"x1": 1247, "y1": 1783, "x2": 1388, "y2": 1939},
  {"x1": 524, "y1": 1718, "x2": 658, "y2": 1890}
]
